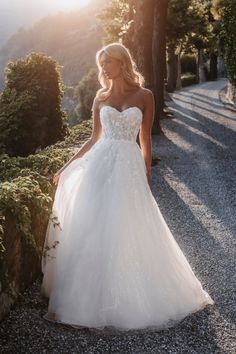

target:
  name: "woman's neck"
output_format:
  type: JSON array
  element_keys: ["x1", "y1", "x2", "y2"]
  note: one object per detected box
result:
[{"x1": 111, "y1": 77, "x2": 132, "y2": 95}]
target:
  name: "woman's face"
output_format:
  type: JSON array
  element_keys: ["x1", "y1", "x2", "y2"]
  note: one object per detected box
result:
[{"x1": 100, "y1": 52, "x2": 122, "y2": 80}]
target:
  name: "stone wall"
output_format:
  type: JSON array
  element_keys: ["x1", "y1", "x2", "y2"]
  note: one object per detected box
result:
[{"x1": 0, "y1": 208, "x2": 48, "y2": 321}]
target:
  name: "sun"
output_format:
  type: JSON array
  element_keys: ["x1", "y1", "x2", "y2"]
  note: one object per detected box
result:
[{"x1": 57, "y1": 0, "x2": 91, "y2": 11}]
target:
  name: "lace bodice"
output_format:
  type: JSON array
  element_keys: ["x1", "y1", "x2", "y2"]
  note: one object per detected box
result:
[{"x1": 100, "y1": 106, "x2": 143, "y2": 142}]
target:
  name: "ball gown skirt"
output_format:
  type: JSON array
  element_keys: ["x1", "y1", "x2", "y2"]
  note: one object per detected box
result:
[{"x1": 41, "y1": 106, "x2": 214, "y2": 332}]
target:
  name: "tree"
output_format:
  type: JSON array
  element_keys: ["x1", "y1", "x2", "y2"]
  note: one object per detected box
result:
[
  {"x1": 166, "y1": 0, "x2": 192, "y2": 92},
  {"x1": 98, "y1": 0, "x2": 168, "y2": 134},
  {"x1": 211, "y1": 0, "x2": 236, "y2": 102},
  {"x1": 185, "y1": 1, "x2": 217, "y2": 84},
  {"x1": 124, "y1": 0, "x2": 169, "y2": 133},
  {"x1": 96, "y1": 0, "x2": 131, "y2": 44},
  {"x1": 166, "y1": 0, "x2": 215, "y2": 91},
  {"x1": 73, "y1": 68, "x2": 100, "y2": 124},
  {"x1": 151, "y1": 0, "x2": 169, "y2": 131},
  {"x1": 0, "y1": 52, "x2": 68, "y2": 157},
  {"x1": 123, "y1": 0, "x2": 155, "y2": 107}
]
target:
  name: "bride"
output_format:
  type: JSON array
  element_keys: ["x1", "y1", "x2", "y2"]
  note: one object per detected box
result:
[{"x1": 41, "y1": 42, "x2": 214, "y2": 331}]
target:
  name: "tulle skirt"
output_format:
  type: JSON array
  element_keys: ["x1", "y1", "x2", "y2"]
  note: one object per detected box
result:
[{"x1": 41, "y1": 137, "x2": 214, "y2": 331}]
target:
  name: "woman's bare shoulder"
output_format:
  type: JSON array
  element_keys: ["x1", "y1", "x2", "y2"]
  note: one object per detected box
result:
[
  {"x1": 139, "y1": 87, "x2": 153, "y2": 98},
  {"x1": 137, "y1": 88, "x2": 154, "y2": 110},
  {"x1": 135, "y1": 87, "x2": 153, "y2": 104}
]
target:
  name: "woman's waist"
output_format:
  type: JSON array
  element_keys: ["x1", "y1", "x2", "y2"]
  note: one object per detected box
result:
[{"x1": 100, "y1": 135, "x2": 138, "y2": 144}]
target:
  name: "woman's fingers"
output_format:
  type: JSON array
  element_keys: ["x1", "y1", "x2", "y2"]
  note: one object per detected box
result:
[{"x1": 52, "y1": 174, "x2": 60, "y2": 185}]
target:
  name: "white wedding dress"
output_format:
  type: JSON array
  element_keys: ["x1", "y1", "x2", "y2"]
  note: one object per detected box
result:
[{"x1": 41, "y1": 105, "x2": 214, "y2": 331}]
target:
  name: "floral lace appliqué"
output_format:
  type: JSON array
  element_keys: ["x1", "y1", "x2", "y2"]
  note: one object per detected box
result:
[{"x1": 100, "y1": 106, "x2": 143, "y2": 141}]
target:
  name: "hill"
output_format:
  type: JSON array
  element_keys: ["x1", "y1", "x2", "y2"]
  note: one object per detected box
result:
[{"x1": 0, "y1": 0, "x2": 107, "y2": 90}]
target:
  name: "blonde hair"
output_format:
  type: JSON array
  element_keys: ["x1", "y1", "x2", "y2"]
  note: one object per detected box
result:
[{"x1": 95, "y1": 42, "x2": 145, "y2": 101}]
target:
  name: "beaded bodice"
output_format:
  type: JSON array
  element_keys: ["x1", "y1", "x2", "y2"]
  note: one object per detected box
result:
[{"x1": 100, "y1": 106, "x2": 143, "y2": 142}]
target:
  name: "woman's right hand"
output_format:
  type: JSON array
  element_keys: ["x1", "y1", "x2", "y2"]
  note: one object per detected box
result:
[{"x1": 52, "y1": 172, "x2": 61, "y2": 186}]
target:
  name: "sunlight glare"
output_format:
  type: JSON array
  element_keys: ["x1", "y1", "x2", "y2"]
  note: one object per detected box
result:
[{"x1": 57, "y1": 0, "x2": 91, "y2": 11}]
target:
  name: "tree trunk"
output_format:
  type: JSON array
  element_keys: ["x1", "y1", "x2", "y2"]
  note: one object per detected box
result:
[
  {"x1": 197, "y1": 48, "x2": 206, "y2": 83},
  {"x1": 124, "y1": 0, "x2": 155, "y2": 146},
  {"x1": 209, "y1": 52, "x2": 218, "y2": 80},
  {"x1": 217, "y1": 55, "x2": 226, "y2": 78},
  {"x1": 152, "y1": 0, "x2": 168, "y2": 133},
  {"x1": 125, "y1": 0, "x2": 168, "y2": 134},
  {"x1": 166, "y1": 43, "x2": 177, "y2": 92},
  {"x1": 176, "y1": 52, "x2": 182, "y2": 90},
  {"x1": 124, "y1": 0, "x2": 154, "y2": 90}
]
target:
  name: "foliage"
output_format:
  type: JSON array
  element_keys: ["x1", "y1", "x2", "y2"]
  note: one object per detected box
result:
[
  {"x1": 211, "y1": 0, "x2": 236, "y2": 85},
  {"x1": 96, "y1": 0, "x2": 130, "y2": 43},
  {"x1": 167, "y1": 0, "x2": 192, "y2": 47},
  {"x1": 52, "y1": 119, "x2": 92, "y2": 148},
  {"x1": 72, "y1": 68, "x2": 100, "y2": 125},
  {"x1": 0, "y1": 173, "x2": 52, "y2": 255},
  {"x1": 186, "y1": 0, "x2": 214, "y2": 50},
  {"x1": 97, "y1": 0, "x2": 215, "y2": 61},
  {"x1": 166, "y1": 0, "x2": 210, "y2": 51},
  {"x1": 166, "y1": 0, "x2": 219, "y2": 68},
  {"x1": 0, "y1": 52, "x2": 69, "y2": 157},
  {"x1": 0, "y1": 149, "x2": 71, "y2": 183},
  {"x1": 0, "y1": 150, "x2": 70, "y2": 256},
  {"x1": 0, "y1": 120, "x2": 92, "y2": 257}
]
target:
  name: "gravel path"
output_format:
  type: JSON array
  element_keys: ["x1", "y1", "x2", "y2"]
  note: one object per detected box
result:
[{"x1": 1, "y1": 79, "x2": 235, "y2": 353}]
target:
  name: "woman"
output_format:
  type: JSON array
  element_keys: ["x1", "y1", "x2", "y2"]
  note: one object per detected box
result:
[{"x1": 41, "y1": 42, "x2": 214, "y2": 332}]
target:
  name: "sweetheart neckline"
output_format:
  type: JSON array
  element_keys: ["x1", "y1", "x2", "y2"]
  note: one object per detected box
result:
[{"x1": 100, "y1": 105, "x2": 143, "y2": 115}]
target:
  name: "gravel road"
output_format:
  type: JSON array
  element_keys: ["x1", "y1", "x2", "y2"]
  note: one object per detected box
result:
[{"x1": 0, "y1": 79, "x2": 235, "y2": 353}]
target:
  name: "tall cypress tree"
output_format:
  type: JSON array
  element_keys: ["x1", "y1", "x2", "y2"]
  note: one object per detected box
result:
[{"x1": 0, "y1": 52, "x2": 68, "y2": 156}]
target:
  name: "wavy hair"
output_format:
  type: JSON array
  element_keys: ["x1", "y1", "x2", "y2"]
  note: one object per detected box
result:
[{"x1": 95, "y1": 42, "x2": 145, "y2": 101}]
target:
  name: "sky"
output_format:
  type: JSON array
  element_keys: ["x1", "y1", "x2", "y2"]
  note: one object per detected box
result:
[{"x1": 0, "y1": 0, "x2": 91, "y2": 47}]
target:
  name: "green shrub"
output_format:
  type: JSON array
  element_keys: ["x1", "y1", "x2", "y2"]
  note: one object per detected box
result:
[
  {"x1": 72, "y1": 68, "x2": 100, "y2": 125},
  {"x1": 0, "y1": 173, "x2": 52, "y2": 255},
  {"x1": 0, "y1": 120, "x2": 92, "y2": 257},
  {"x1": 0, "y1": 52, "x2": 69, "y2": 157}
]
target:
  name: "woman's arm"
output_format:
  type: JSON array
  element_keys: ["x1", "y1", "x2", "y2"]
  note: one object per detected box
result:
[
  {"x1": 139, "y1": 89, "x2": 154, "y2": 186},
  {"x1": 54, "y1": 97, "x2": 102, "y2": 177}
]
